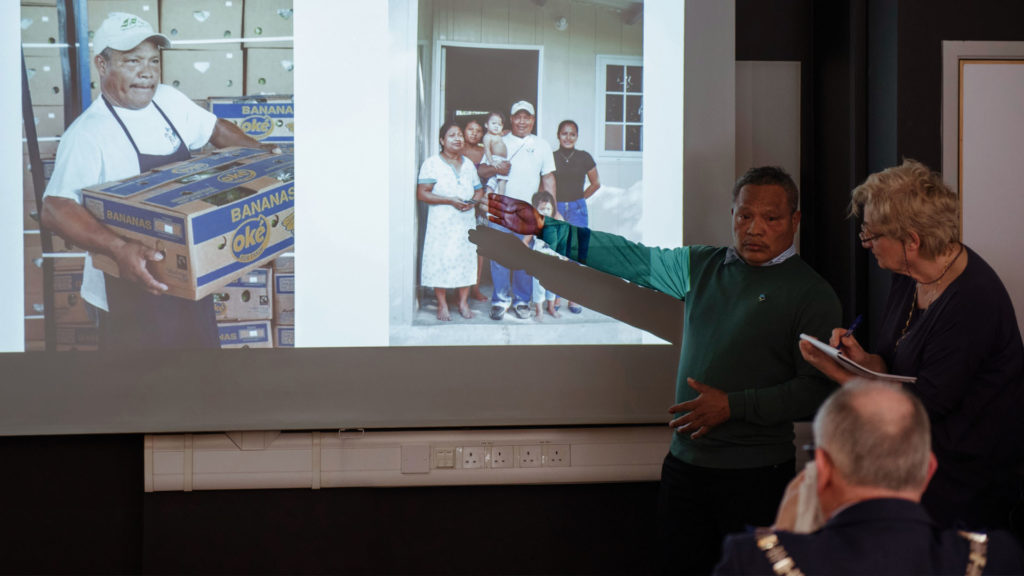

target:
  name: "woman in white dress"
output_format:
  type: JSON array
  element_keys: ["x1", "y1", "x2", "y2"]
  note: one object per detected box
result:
[{"x1": 417, "y1": 121, "x2": 484, "y2": 320}]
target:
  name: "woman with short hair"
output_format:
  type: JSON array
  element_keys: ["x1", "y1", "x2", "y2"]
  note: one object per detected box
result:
[{"x1": 799, "y1": 159, "x2": 1024, "y2": 530}]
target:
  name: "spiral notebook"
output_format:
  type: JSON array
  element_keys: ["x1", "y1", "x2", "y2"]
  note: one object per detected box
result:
[{"x1": 799, "y1": 334, "x2": 917, "y2": 383}]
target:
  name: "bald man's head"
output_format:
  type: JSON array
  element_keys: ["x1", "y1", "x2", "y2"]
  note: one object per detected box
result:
[{"x1": 813, "y1": 379, "x2": 932, "y2": 492}]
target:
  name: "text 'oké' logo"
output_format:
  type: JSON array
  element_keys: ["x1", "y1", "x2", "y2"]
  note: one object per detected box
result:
[
  {"x1": 231, "y1": 215, "x2": 271, "y2": 263},
  {"x1": 238, "y1": 115, "x2": 273, "y2": 140},
  {"x1": 218, "y1": 168, "x2": 257, "y2": 185},
  {"x1": 170, "y1": 162, "x2": 211, "y2": 175}
]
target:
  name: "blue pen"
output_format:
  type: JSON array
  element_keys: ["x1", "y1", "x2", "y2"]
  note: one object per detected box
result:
[{"x1": 837, "y1": 314, "x2": 863, "y2": 354}]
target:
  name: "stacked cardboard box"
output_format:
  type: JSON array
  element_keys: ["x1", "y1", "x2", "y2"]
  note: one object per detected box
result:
[
  {"x1": 55, "y1": 323, "x2": 100, "y2": 352},
  {"x1": 242, "y1": 0, "x2": 293, "y2": 96},
  {"x1": 271, "y1": 254, "x2": 293, "y2": 347},
  {"x1": 243, "y1": 0, "x2": 293, "y2": 48},
  {"x1": 22, "y1": 155, "x2": 55, "y2": 231},
  {"x1": 25, "y1": 234, "x2": 96, "y2": 351},
  {"x1": 162, "y1": 48, "x2": 244, "y2": 100},
  {"x1": 22, "y1": 1, "x2": 73, "y2": 351},
  {"x1": 215, "y1": 267, "x2": 273, "y2": 322},
  {"x1": 159, "y1": 0, "x2": 243, "y2": 100},
  {"x1": 208, "y1": 95, "x2": 294, "y2": 145},
  {"x1": 216, "y1": 267, "x2": 275, "y2": 348},
  {"x1": 218, "y1": 320, "x2": 273, "y2": 349},
  {"x1": 245, "y1": 48, "x2": 293, "y2": 96}
]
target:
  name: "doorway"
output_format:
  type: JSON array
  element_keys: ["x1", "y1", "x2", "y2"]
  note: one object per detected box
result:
[{"x1": 441, "y1": 45, "x2": 540, "y2": 130}]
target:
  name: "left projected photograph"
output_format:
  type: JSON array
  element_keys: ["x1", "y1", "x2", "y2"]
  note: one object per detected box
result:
[{"x1": 21, "y1": 3, "x2": 295, "y2": 351}]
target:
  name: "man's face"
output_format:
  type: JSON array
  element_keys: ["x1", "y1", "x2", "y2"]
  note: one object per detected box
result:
[
  {"x1": 731, "y1": 183, "x2": 800, "y2": 265},
  {"x1": 510, "y1": 110, "x2": 535, "y2": 138},
  {"x1": 97, "y1": 40, "x2": 161, "y2": 110}
]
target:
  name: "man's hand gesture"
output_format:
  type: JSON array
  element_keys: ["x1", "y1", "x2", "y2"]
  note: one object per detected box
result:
[
  {"x1": 668, "y1": 378, "x2": 731, "y2": 439},
  {"x1": 485, "y1": 192, "x2": 544, "y2": 235}
]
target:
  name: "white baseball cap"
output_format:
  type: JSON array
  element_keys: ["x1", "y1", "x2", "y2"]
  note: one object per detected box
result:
[
  {"x1": 510, "y1": 100, "x2": 536, "y2": 116},
  {"x1": 92, "y1": 12, "x2": 170, "y2": 56}
]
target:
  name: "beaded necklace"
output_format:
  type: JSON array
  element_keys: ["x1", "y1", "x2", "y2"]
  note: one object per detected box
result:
[{"x1": 896, "y1": 243, "x2": 964, "y2": 348}]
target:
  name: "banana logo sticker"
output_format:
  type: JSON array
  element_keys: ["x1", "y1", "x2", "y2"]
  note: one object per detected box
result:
[{"x1": 231, "y1": 215, "x2": 272, "y2": 263}]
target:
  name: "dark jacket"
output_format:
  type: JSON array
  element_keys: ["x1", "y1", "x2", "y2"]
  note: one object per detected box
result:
[{"x1": 713, "y1": 498, "x2": 1024, "y2": 575}]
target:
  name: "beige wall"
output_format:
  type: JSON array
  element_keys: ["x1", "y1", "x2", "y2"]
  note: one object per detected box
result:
[{"x1": 427, "y1": 0, "x2": 640, "y2": 147}]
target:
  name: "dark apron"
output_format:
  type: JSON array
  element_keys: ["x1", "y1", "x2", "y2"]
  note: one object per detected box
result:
[{"x1": 98, "y1": 97, "x2": 220, "y2": 350}]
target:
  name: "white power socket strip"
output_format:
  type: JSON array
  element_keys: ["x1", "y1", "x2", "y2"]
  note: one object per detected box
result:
[{"x1": 144, "y1": 426, "x2": 671, "y2": 491}]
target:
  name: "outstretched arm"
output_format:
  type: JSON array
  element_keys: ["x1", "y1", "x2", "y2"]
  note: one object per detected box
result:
[
  {"x1": 485, "y1": 192, "x2": 545, "y2": 234},
  {"x1": 485, "y1": 192, "x2": 692, "y2": 300}
]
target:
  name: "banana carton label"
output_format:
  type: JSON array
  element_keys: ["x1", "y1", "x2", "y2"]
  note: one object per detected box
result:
[
  {"x1": 208, "y1": 97, "x2": 294, "y2": 143},
  {"x1": 218, "y1": 320, "x2": 273, "y2": 348},
  {"x1": 274, "y1": 324, "x2": 294, "y2": 347},
  {"x1": 82, "y1": 148, "x2": 295, "y2": 301},
  {"x1": 213, "y1": 268, "x2": 273, "y2": 322},
  {"x1": 273, "y1": 272, "x2": 294, "y2": 325}
]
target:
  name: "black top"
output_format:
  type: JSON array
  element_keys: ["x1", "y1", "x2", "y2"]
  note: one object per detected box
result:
[
  {"x1": 552, "y1": 147, "x2": 596, "y2": 202},
  {"x1": 877, "y1": 245, "x2": 1024, "y2": 529}
]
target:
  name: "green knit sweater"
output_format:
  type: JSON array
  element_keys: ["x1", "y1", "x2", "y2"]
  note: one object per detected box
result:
[{"x1": 541, "y1": 220, "x2": 841, "y2": 468}]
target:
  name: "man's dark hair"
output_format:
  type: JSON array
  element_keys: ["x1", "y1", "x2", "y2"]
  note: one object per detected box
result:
[{"x1": 731, "y1": 166, "x2": 800, "y2": 213}]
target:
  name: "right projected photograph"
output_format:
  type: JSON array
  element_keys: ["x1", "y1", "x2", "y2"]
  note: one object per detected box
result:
[{"x1": 390, "y1": 0, "x2": 654, "y2": 347}]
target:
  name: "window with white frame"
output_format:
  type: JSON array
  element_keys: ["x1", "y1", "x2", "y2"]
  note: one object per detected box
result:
[{"x1": 596, "y1": 55, "x2": 643, "y2": 155}]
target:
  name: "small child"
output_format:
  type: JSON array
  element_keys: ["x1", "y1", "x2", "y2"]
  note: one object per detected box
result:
[
  {"x1": 528, "y1": 191, "x2": 564, "y2": 320},
  {"x1": 483, "y1": 111, "x2": 509, "y2": 196}
]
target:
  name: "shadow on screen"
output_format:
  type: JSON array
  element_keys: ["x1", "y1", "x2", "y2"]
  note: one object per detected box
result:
[{"x1": 469, "y1": 226, "x2": 684, "y2": 344}]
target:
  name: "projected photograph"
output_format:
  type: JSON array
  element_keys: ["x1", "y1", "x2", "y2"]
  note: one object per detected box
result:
[
  {"x1": 390, "y1": 0, "x2": 648, "y2": 346},
  {"x1": 20, "y1": 2, "x2": 295, "y2": 352}
]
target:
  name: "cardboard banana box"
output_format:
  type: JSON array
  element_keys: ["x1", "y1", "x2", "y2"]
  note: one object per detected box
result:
[
  {"x1": 82, "y1": 147, "x2": 295, "y2": 300},
  {"x1": 218, "y1": 320, "x2": 273, "y2": 349},
  {"x1": 208, "y1": 96, "x2": 294, "y2": 144},
  {"x1": 214, "y1": 268, "x2": 273, "y2": 321}
]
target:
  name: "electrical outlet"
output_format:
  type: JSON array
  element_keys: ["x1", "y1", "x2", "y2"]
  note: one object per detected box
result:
[
  {"x1": 518, "y1": 445, "x2": 543, "y2": 468},
  {"x1": 460, "y1": 446, "x2": 487, "y2": 469},
  {"x1": 543, "y1": 444, "x2": 570, "y2": 467},
  {"x1": 433, "y1": 446, "x2": 455, "y2": 469},
  {"x1": 491, "y1": 446, "x2": 515, "y2": 468}
]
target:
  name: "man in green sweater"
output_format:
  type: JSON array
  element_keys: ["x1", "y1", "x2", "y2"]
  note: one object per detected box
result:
[{"x1": 486, "y1": 166, "x2": 840, "y2": 575}]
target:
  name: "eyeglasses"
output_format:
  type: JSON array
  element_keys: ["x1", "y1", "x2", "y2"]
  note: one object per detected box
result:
[{"x1": 858, "y1": 226, "x2": 884, "y2": 244}]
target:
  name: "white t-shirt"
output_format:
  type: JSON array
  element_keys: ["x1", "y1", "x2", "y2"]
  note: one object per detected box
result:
[
  {"x1": 44, "y1": 84, "x2": 218, "y2": 311},
  {"x1": 500, "y1": 133, "x2": 556, "y2": 202}
]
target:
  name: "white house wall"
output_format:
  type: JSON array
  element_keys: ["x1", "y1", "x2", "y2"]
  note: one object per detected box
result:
[{"x1": 423, "y1": 0, "x2": 644, "y2": 236}]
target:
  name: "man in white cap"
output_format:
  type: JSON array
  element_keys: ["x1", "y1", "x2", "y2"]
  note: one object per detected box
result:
[
  {"x1": 41, "y1": 12, "x2": 276, "y2": 349},
  {"x1": 487, "y1": 100, "x2": 557, "y2": 320}
]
